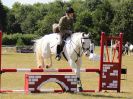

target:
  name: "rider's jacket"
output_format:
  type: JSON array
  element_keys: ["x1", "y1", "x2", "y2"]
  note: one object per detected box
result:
[{"x1": 58, "y1": 15, "x2": 74, "y2": 35}]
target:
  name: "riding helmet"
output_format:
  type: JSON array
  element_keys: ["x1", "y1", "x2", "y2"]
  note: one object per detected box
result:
[{"x1": 66, "y1": 7, "x2": 74, "y2": 13}]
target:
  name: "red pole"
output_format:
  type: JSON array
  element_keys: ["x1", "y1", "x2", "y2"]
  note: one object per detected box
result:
[
  {"x1": 0, "y1": 31, "x2": 2, "y2": 93},
  {"x1": 99, "y1": 32, "x2": 105, "y2": 92},
  {"x1": 117, "y1": 32, "x2": 123, "y2": 92}
]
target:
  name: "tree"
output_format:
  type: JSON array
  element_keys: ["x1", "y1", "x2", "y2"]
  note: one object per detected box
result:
[
  {"x1": 0, "y1": 0, "x2": 7, "y2": 32},
  {"x1": 74, "y1": 11, "x2": 93, "y2": 33},
  {"x1": 111, "y1": 0, "x2": 133, "y2": 43},
  {"x1": 21, "y1": 14, "x2": 37, "y2": 34},
  {"x1": 36, "y1": 13, "x2": 59, "y2": 36},
  {"x1": 84, "y1": 0, "x2": 102, "y2": 11},
  {"x1": 6, "y1": 11, "x2": 22, "y2": 33},
  {"x1": 2, "y1": 0, "x2": 133, "y2": 44},
  {"x1": 92, "y1": 0, "x2": 114, "y2": 35},
  {"x1": 35, "y1": 1, "x2": 66, "y2": 36}
]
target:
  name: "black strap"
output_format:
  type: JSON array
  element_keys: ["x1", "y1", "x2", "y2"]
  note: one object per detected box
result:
[{"x1": 62, "y1": 52, "x2": 68, "y2": 61}]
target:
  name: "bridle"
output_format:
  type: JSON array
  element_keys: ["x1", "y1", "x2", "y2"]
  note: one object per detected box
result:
[
  {"x1": 70, "y1": 35, "x2": 90, "y2": 62},
  {"x1": 81, "y1": 37, "x2": 90, "y2": 54}
]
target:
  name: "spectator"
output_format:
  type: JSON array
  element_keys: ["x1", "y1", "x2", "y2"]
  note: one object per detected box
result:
[{"x1": 124, "y1": 41, "x2": 129, "y2": 55}]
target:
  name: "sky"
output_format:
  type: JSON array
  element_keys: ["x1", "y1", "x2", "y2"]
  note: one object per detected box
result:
[{"x1": 1, "y1": 0, "x2": 69, "y2": 8}]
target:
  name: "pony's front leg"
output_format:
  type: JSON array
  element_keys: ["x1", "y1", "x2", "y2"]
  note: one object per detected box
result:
[
  {"x1": 76, "y1": 58, "x2": 82, "y2": 67},
  {"x1": 68, "y1": 59, "x2": 83, "y2": 92},
  {"x1": 76, "y1": 58, "x2": 83, "y2": 92}
]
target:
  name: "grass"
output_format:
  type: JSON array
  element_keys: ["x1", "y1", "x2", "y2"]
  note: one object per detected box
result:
[{"x1": 0, "y1": 47, "x2": 133, "y2": 99}]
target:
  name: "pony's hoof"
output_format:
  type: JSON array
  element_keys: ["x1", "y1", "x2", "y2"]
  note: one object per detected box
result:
[
  {"x1": 38, "y1": 65, "x2": 44, "y2": 69},
  {"x1": 45, "y1": 64, "x2": 52, "y2": 69},
  {"x1": 77, "y1": 87, "x2": 83, "y2": 92},
  {"x1": 55, "y1": 55, "x2": 61, "y2": 61}
]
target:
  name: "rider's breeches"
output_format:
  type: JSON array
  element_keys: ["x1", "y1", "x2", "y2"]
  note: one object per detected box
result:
[
  {"x1": 57, "y1": 30, "x2": 72, "y2": 44},
  {"x1": 57, "y1": 34, "x2": 62, "y2": 45},
  {"x1": 56, "y1": 30, "x2": 72, "y2": 55}
]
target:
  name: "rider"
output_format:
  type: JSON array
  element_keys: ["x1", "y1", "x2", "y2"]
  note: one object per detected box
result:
[{"x1": 54, "y1": 7, "x2": 75, "y2": 61}]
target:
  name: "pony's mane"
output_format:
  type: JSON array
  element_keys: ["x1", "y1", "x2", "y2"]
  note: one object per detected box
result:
[{"x1": 71, "y1": 32, "x2": 84, "y2": 38}]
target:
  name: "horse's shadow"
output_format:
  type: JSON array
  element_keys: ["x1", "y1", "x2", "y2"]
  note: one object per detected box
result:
[{"x1": 70, "y1": 91, "x2": 130, "y2": 99}]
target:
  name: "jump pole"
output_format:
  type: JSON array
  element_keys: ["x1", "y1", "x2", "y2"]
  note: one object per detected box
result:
[
  {"x1": 1, "y1": 68, "x2": 100, "y2": 73},
  {"x1": 0, "y1": 89, "x2": 95, "y2": 93},
  {"x1": 0, "y1": 31, "x2": 2, "y2": 92}
]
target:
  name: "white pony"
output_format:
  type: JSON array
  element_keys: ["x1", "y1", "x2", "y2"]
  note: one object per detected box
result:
[{"x1": 34, "y1": 32, "x2": 91, "y2": 91}]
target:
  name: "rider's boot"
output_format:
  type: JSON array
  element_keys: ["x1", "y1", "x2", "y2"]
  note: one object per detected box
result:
[
  {"x1": 56, "y1": 45, "x2": 62, "y2": 61},
  {"x1": 56, "y1": 40, "x2": 65, "y2": 61}
]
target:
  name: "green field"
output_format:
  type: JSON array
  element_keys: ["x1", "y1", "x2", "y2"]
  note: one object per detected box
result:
[{"x1": 0, "y1": 47, "x2": 133, "y2": 99}]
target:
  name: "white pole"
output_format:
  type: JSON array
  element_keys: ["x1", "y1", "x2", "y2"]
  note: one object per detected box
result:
[{"x1": 110, "y1": 40, "x2": 113, "y2": 61}]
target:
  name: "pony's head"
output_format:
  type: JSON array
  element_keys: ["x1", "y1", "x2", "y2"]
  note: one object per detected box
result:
[{"x1": 81, "y1": 33, "x2": 91, "y2": 57}]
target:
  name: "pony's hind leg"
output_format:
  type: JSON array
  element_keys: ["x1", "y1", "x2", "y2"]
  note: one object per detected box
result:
[
  {"x1": 43, "y1": 57, "x2": 52, "y2": 69},
  {"x1": 46, "y1": 55, "x2": 52, "y2": 68},
  {"x1": 36, "y1": 52, "x2": 45, "y2": 68}
]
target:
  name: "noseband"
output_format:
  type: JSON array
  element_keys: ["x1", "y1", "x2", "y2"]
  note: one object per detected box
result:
[{"x1": 81, "y1": 37, "x2": 90, "y2": 53}]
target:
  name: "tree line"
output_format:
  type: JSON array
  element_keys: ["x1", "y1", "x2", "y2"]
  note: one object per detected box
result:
[{"x1": 0, "y1": 0, "x2": 132, "y2": 45}]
